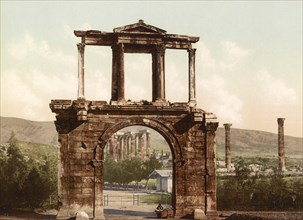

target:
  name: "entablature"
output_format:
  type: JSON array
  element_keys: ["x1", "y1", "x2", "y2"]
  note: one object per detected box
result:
[{"x1": 74, "y1": 20, "x2": 199, "y2": 50}]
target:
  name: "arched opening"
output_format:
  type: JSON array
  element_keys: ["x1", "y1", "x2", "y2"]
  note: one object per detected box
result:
[{"x1": 102, "y1": 125, "x2": 173, "y2": 218}]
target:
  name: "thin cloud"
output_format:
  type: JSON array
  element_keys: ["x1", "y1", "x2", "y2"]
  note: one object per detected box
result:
[
  {"x1": 196, "y1": 42, "x2": 244, "y2": 125},
  {"x1": 257, "y1": 70, "x2": 297, "y2": 105},
  {"x1": 219, "y1": 40, "x2": 252, "y2": 72}
]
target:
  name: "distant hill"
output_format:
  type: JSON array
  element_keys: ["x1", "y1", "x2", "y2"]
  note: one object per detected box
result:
[
  {"x1": 215, "y1": 128, "x2": 303, "y2": 159},
  {"x1": 0, "y1": 117, "x2": 58, "y2": 146},
  {"x1": 0, "y1": 116, "x2": 302, "y2": 159}
]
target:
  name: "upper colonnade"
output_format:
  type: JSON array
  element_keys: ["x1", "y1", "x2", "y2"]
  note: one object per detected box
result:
[{"x1": 74, "y1": 19, "x2": 199, "y2": 106}]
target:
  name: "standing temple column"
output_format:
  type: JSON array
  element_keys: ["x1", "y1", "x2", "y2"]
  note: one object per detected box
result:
[
  {"x1": 223, "y1": 123, "x2": 232, "y2": 171},
  {"x1": 77, "y1": 43, "x2": 85, "y2": 99},
  {"x1": 152, "y1": 45, "x2": 166, "y2": 102},
  {"x1": 117, "y1": 136, "x2": 123, "y2": 161},
  {"x1": 111, "y1": 135, "x2": 118, "y2": 161},
  {"x1": 146, "y1": 131, "x2": 151, "y2": 160},
  {"x1": 130, "y1": 133, "x2": 136, "y2": 158},
  {"x1": 277, "y1": 118, "x2": 286, "y2": 171},
  {"x1": 188, "y1": 48, "x2": 196, "y2": 107},
  {"x1": 111, "y1": 43, "x2": 126, "y2": 104},
  {"x1": 138, "y1": 134, "x2": 145, "y2": 160},
  {"x1": 123, "y1": 135, "x2": 129, "y2": 160}
]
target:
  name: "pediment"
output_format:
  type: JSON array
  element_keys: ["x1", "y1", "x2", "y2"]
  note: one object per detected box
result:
[{"x1": 113, "y1": 19, "x2": 166, "y2": 35}]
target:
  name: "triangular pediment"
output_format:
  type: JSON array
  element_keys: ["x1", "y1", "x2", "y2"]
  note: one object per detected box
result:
[{"x1": 114, "y1": 19, "x2": 166, "y2": 34}]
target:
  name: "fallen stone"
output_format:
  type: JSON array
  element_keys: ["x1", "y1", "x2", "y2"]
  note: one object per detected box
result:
[
  {"x1": 194, "y1": 209, "x2": 207, "y2": 220},
  {"x1": 76, "y1": 211, "x2": 89, "y2": 220}
]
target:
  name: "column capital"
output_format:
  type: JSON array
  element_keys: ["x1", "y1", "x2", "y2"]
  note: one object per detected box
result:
[
  {"x1": 112, "y1": 43, "x2": 125, "y2": 52},
  {"x1": 187, "y1": 47, "x2": 196, "y2": 54},
  {"x1": 155, "y1": 44, "x2": 166, "y2": 54},
  {"x1": 277, "y1": 118, "x2": 285, "y2": 126},
  {"x1": 205, "y1": 122, "x2": 219, "y2": 132},
  {"x1": 77, "y1": 43, "x2": 85, "y2": 53},
  {"x1": 223, "y1": 123, "x2": 232, "y2": 128}
]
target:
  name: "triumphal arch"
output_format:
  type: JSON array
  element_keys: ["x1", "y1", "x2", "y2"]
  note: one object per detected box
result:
[{"x1": 50, "y1": 20, "x2": 218, "y2": 219}]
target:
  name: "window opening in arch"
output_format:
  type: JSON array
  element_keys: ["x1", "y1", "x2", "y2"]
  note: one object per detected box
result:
[
  {"x1": 85, "y1": 46, "x2": 111, "y2": 101},
  {"x1": 124, "y1": 54, "x2": 152, "y2": 102},
  {"x1": 165, "y1": 49, "x2": 188, "y2": 103}
]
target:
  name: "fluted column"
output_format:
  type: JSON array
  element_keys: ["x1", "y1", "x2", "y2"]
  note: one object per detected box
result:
[
  {"x1": 138, "y1": 134, "x2": 144, "y2": 160},
  {"x1": 152, "y1": 45, "x2": 166, "y2": 102},
  {"x1": 117, "y1": 136, "x2": 123, "y2": 161},
  {"x1": 277, "y1": 118, "x2": 286, "y2": 171},
  {"x1": 123, "y1": 135, "x2": 129, "y2": 160},
  {"x1": 188, "y1": 48, "x2": 196, "y2": 107},
  {"x1": 223, "y1": 123, "x2": 232, "y2": 171},
  {"x1": 112, "y1": 135, "x2": 117, "y2": 161},
  {"x1": 77, "y1": 43, "x2": 85, "y2": 99},
  {"x1": 130, "y1": 133, "x2": 136, "y2": 158}
]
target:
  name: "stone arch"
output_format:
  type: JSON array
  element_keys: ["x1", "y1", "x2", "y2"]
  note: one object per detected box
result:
[
  {"x1": 99, "y1": 117, "x2": 183, "y2": 162},
  {"x1": 98, "y1": 117, "x2": 185, "y2": 212}
]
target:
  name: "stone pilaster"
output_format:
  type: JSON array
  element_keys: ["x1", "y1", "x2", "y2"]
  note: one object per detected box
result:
[
  {"x1": 277, "y1": 118, "x2": 286, "y2": 171},
  {"x1": 56, "y1": 134, "x2": 70, "y2": 220},
  {"x1": 77, "y1": 43, "x2": 85, "y2": 99},
  {"x1": 90, "y1": 159, "x2": 105, "y2": 220},
  {"x1": 205, "y1": 122, "x2": 219, "y2": 219}
]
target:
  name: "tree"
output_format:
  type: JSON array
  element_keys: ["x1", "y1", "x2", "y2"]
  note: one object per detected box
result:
[
  {"x1": 142, "y1": 156, "x2": 162, "y2": 178},
  {"x1": 1, "y1": 133, "x2": 29, "y2": 208}
]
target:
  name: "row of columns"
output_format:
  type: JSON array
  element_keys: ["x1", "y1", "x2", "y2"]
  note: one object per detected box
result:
[
  {"x1": 223, "y1": 118, "x2": 286, "y2": 172},
  {"x1": 105, "y1": 130, "x2": 151, "y2": 161},
  {"x1": 76, "y1": 43, "x2": 197, "y2": 105}
]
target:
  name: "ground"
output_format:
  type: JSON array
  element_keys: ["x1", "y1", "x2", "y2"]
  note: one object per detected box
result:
[{"x1": 1, "y1": 190, "x2": 303, "y2": 219}]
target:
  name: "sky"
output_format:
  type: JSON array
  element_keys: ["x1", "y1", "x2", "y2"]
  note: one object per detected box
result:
[{"x1": 1, "y1": 1, "x2": 302, "y2": 137}]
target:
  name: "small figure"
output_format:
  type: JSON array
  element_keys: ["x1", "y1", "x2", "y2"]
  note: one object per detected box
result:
[{"x1": 155, "y1": 203, "x2": 164, "y2": 211}]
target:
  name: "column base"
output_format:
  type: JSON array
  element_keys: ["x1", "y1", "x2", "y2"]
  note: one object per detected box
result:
[
  {"x1": 206, "y1": 211, "x2": 219, "y2": 220},
  {"x1": 56, "y1": 207, "x2": 71, "y2": 220},
  {"x1": 110, "y1": 98, "x2": 126, "y2": 105},
  {"x1": 188, "y1": 99, "x2": 197, "y2": 107},
  {"x1": 93, "y1": 205, "x2": 105, "y2": 220},
  {"x1": 153, "y1": 99, "x2": 168, "y2": 106}
]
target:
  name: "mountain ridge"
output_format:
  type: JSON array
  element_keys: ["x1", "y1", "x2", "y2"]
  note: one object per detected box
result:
[{"x1": 1, "y1": 116, "x2": 302, "y2": 158}]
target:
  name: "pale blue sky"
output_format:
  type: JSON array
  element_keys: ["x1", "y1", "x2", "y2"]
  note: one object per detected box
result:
[{"x1": 1, "y1": 1, "x2": 302, "y2": 137}]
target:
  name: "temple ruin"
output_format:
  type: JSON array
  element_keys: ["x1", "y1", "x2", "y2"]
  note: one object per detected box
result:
[
  {"x1": 50, "y1": 20, "x2": 218, "y2": 219},
  {"x1": 105, "y1": 130, "x2": 151, "y2": 161}
]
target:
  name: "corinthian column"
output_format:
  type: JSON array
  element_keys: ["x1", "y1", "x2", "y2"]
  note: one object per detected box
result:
[
  {"x1": 223, "y1": 123, "x2": 232, "y2": 171},
  {"x1": 188, "y1": 48, "x2": 196, "y2": 107},
  {"x1": 277, "y1": 118, "x2": 286, "y2": 171},
  {"x1": 152, "y1": 45, "x2": 166, "y2": 103},
  {"x1": 77, "y1": 43, "x2": 85, "y2": 99},
  {"x1": 146, "y1": 131, "x2": 151, "y2": 160},
  {"x1": 111, "y1": 43, "x2": 126, "y2": 104}
]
